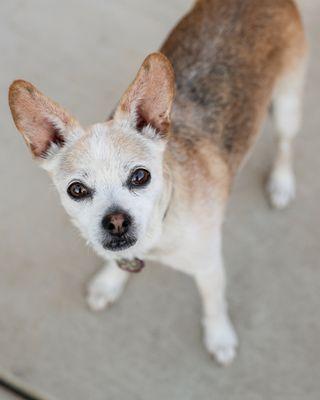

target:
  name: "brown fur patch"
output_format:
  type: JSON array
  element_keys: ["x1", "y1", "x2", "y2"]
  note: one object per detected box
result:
[{"x1": 161, "y1": 0, "x2": 307, "y2": 175}]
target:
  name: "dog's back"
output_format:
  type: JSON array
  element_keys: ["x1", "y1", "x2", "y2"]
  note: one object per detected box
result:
[{"x1": 161, "y1": 0, "x2": 307, "y2": 173}]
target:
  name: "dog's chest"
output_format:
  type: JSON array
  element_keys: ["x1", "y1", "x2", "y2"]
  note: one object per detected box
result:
[{"x1": 145, "y1": 218, "x2": 209, "y2": 274}]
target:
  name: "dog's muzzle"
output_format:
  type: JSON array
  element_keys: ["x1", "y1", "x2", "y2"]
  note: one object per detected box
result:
[
  {"x1": 102, "y1": 235, "x2": 137, "y2": 251},
  {"x1": 101, "y1": 208, "x2": 137, "y2": 251}
]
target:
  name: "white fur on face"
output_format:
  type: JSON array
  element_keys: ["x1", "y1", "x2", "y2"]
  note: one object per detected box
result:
[{"x1": 44, "y1": 120, "x2": 167, "y2": 260}]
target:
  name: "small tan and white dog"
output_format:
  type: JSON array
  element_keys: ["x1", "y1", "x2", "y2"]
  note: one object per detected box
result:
[{"x1": 9, "y1": 0, "x2": 307, "y2": 365}]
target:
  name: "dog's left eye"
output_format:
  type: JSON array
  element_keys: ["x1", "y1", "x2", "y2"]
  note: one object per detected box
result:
[
  {"x1": 67, "y1": 181, "x2": 91, "y2": 200},
  {"x1": 129, "y1": 168, "x2": 151, "y2": 188}
]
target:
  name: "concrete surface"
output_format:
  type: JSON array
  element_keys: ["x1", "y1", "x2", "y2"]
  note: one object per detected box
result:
[
  {"x1": 0, "y1": 389, "x2": 20, "y2": 400},
  {"x1": 0, "y1": 1, "x2": 319, "y2": 399}
]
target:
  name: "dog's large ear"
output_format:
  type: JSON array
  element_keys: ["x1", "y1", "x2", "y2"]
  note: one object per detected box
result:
[
  {"x1": 114, "y1": 52, "x2": 175, "y2": 138},
  {"x1": 9, "y1": 80, "x2": 78, "y2": 159}
]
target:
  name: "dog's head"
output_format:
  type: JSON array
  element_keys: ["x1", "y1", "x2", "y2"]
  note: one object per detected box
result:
[{"x1": 8, "y1": 53, "x2": 175, "y2": 258}]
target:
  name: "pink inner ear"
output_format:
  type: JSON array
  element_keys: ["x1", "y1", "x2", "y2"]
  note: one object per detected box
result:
[
  {"x1": 115, "y1": 53, "x2": 174, "y2": 137},
  {"x1": 9, "y1": 80, "x2": 74, "y2": 159},
  {"x1": 29, "y1": 116, "x2": 65, "y2": 157},
  {"x1": 135, "y1": 105, "x2": 151, "y2": 132},
  {"x1": 135, "y1": 104, "x2": 170, "y2": 136}
]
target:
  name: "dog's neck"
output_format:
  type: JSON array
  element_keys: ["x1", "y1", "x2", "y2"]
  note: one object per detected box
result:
[{"x1": 161, "y1": 156, "x2": 174, "y2": 222}]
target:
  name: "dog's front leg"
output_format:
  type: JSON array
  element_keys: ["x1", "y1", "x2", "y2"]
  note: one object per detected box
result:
[
  {"x1": 87, "y1": 260, "x2": 129, "y2": 311},
  {"x1": 193, "y1": 233, "x2": 238, "y2": 365}
]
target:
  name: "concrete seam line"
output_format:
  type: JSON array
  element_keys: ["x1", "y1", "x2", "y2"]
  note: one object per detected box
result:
[{"x1": 0, "y1": 370, "x2": 57, "y2": 400}]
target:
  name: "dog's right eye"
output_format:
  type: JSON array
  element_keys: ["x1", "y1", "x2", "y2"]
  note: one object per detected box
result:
[{"x1": 67, "y1": 181, "x2": 91, "y2": 200}]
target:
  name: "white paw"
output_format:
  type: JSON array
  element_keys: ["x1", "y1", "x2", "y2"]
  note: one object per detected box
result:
[
  {"x1": 267, "y1": 167, "x2": 296, "y2": 209},
  {"x1": 87, "y1": 280, "x2": 122, "y2": 311},
  {"x1": 86, "y1": 268, "x2": 128, "y2": 311},
  {"x1": 203, "y1": 317, "x2": 238, "y2": 366}
]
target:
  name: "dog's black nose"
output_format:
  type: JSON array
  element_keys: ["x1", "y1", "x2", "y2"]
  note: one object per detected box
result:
[{"x1": 102, "y1": 211, "x2": 131, "y2": 236}]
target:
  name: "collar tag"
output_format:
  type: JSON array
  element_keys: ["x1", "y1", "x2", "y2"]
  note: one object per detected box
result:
[{"x1": 117, "y1": 258, "x2": 145, "y2": 273}]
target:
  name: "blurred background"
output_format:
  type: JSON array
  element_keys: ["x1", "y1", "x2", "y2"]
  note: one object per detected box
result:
[{"x1": 0, "y1": 1, "x2": 319, "y2": 399}]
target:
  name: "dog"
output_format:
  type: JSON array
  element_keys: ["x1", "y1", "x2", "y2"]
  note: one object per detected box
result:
[{"x1": 8, "y1": 0, "x2": 307, "y2": 365}]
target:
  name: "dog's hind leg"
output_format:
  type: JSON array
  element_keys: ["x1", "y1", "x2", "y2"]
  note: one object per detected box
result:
[
  {"x1": 267, "y1": 57, "x2": 307, "y2": 209},
  {"x1": 87, "y1": 260, "x2": 129, "y2": 311}
]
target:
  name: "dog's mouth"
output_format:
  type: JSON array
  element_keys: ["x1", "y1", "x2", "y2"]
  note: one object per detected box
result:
[{"x1": 102, "y1": 235, "x2": 137, "y2": 251}]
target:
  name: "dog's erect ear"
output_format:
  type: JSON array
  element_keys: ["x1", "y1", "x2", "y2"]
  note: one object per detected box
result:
[
  {"x1": 114, "y1": 52, "x2": 175, "y2": 138},
  {"x1": 9, "y1": 80, "x2": 77, "y2": 158}
]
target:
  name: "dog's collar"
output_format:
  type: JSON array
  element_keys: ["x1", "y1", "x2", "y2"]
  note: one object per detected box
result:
[{"x1": 117, "y1": 258, "x2": 145, "y2": 273}]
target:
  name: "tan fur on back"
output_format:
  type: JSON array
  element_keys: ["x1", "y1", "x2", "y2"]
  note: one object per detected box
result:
[{"x1": 161, "y1": 0, "x2": 307, "y2": 175}]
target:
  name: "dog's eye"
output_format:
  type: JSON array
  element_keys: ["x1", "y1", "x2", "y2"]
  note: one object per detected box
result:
[
  {"x1": 129, "y1": 169, "x2": 151, "y2": 187},
  {"x1": 67, "y1": 181, "x2": 91, "y2": 200}
]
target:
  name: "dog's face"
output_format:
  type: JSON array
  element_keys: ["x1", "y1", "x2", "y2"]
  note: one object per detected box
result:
[
  {"x1": 52, "y1": 121, "x2": 167, "y2": 256},
  {"x1": 9, "y1": 53, "x2": 175, "y2": 258}
]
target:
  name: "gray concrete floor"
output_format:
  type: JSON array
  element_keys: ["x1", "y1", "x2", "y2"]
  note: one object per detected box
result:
[
  {"x1": 0, "y1": 389, "x2": 20, "y2": 400},
  {"x1": 0, "y1": 1, "x2": 319, "y2": 399}
]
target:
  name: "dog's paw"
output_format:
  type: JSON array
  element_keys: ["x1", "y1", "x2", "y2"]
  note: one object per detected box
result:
[
  {"x1": 87, "y1": 281, "x2": 122, "y2": 311},
  {"x1": 267, "y1": 167, "x2": 296, "y2": 209},
  {"x1": 86, "y1": 268, "x2": 128, "y2": 311},
  {"x1": 203, "y1": 317, "x2": 238, "y2": 366}
]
